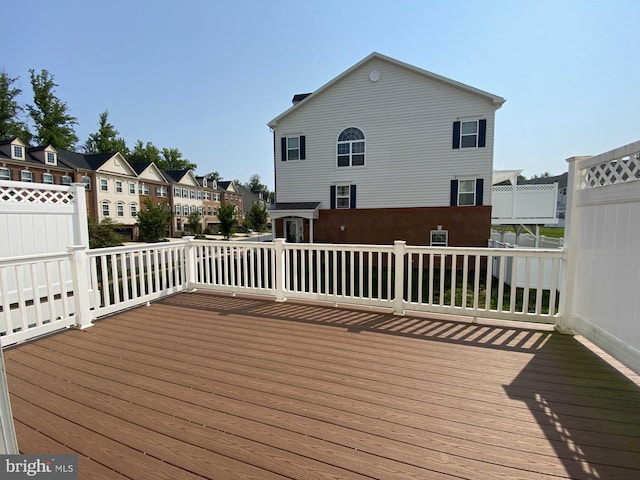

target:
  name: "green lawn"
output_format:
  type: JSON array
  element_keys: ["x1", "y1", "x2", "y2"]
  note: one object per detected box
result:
[{"x1": 494, "y1": 226, "x2": 564, "y2": 238}]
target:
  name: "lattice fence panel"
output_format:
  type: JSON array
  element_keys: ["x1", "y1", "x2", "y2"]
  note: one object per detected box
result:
[
  {"x1": 0, "y1": 184, "x2": 74, "y2": 204},
  {"x1": 580, "y1": 152, "x2": 640, "y2": 189}
]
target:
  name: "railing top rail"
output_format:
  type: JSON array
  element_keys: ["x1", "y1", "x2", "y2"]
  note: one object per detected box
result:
[
  {"x1": 86, "y1": 241, "x2": 188, "y2": 257},
  {"x1": 405, "y1": 245, "x2": 566, "y2": 257},
  {"x1": 0, "y1": 251, "x2": 71, "y2": 266},
  {"x1": 492, "y1": 183, "x2": 557, "y2": 192},
  {"x1": 572, "y1": 139, "x2": 640, "y2": 171}
]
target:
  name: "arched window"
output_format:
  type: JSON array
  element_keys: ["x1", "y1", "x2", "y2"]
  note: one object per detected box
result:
[
  {"x1": 337, "y1": 127, "x2": 365, "y2": 167},
  {"x1": 116, "y1": 201, "x2": 125, "y2": 217},
  {"x1": 101, "y1": 201, "x2": 110, "y2": 217}
]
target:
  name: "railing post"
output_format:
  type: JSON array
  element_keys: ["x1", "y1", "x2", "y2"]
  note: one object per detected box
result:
[
  {"x1": 393, "y1": 240, "x2": 406, "y2": 316},
  {"x1": 183, "y1": 236, "x2": 197, "y2": 292},
  {"x1": 68, "y1": 245, "x2": 93, "y2": 330},
  {"x1": 71, "y1": 183, "x2": 89, "y2": 247},
  {"x1": 274, "y1": 238, "x2": 286, "y2": 302},
  {"x1": 556, "y1": 156, "x2": 590, "y2": 334},
  {"x1": 0, "y1": 347, "x2": 18, "y2": 454}
]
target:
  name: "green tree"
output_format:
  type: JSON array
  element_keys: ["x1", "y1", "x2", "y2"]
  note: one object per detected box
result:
[
  {"x1": 27, "y1": 69, "x2": 78, "y2": 149},
  {"x1": 83, "y1": 110, "x2": 129, "y2": 155},
  {"x1": 186, "y1": 210, "x2": 203, "y2": 234},
  {"x1": 245, "y1": 203, "x2": 268, "y2": 232},
  {"x1": 0, "y1": 71, "x2": 31, "y2": 142},
  {"x1": 159, "y1": 147, "x2": 197, "y2": 171},
  {"x1": 88, "y1": 217, "x2": 124, "y2": 248},
  {"x1": 137, "y1": 199, "x2": 173, "y2": 243},
  {"x1": 127, "y1": 141, "x2": 196, "y2": 171},
  {"x1": 205, "y1": 171, "x2": 221, "y2": 182},
  {"x1": 218, "y1": 202, "x2": 237, "y2": 240},
  {"x1": 245, "y1": 173, "x2": 267, "y2": 195},
  {"x1": 128, "y1": 140, "x2": 162, "y2": 165}
]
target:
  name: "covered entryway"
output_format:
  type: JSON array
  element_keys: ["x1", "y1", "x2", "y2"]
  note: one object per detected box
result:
[{"x1": 268, "y1": 202, "x2": 320, "y2": 243}]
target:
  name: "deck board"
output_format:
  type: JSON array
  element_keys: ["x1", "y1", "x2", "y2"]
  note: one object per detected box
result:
[{"x1": 5, "y1": 291, "x2": 640, "y2": 479}]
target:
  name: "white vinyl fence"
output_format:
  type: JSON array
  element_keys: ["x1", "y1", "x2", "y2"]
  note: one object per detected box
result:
[{"x1": 563, "y1": 140, "x2": 640, "y2": 373}]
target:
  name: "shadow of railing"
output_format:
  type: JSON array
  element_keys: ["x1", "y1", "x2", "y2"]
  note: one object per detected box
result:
[
  {"x1": 157, "y1": 291, "x2": 640, "y2": 478},
  {"x1": 504, "y1": 336, "x2": 640, "y2": 479}
]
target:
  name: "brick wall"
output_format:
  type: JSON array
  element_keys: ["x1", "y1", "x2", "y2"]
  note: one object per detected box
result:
[{"x1": 275, "y1": 206, "x2": 492, "y2": 247}]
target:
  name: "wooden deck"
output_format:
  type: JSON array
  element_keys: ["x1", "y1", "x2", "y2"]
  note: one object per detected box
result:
[{"x1": 4, "y1": 291, "x2": 640, "y2": 480}]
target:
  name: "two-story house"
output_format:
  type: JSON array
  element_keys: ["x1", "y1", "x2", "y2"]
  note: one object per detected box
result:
[
  {"x1": 195, "y1": 176, "x2": 223, "y2": 232},
  {"x1": 267, "y1": 52, "x2": 505, "y2": 246},
  {"x1": 235, "y1": 183, "x2": 270, "y2": 227},
  {"x1": 217, "y1": 180, "x2": 244, "y2": 224},
  {"x1": 58, "y1": 150, "x2": 140, "y2": 240},
  {"x1": 164, "y1": 169, "x2": 203, "y2": 236},
  {"x1": 0, "y1": 138, "x2": 75, "y2": 186}
]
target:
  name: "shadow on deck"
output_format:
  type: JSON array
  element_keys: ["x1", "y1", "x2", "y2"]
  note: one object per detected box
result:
[{"x1": 5, "y1": 291, "x2": 640, "y2": 480}]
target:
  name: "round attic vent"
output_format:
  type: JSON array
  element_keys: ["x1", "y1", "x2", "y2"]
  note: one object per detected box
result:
[{"x1": 369, "y1": 70, "x2": 381, "y2": 82}]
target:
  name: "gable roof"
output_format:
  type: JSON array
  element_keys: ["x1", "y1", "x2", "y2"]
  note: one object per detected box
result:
[
  {"x1": 56, "y1": 150, "x2": 114, "y2": 170},
  {"x1": 217, "y1": 180, "x2": 237, "y2": 192},
  {"x1": 130, "y1": 162, "x2": 169, "y2": 183},
  {"x1": 268, "y1": 52, "x2": 506, "y2": 127},
  {"x1": 163, "y1": 169, "x2": 199, "y2": 187}
]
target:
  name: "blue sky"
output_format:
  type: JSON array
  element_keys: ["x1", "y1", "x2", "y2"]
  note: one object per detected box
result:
[{"x1": 4, "y1": 0, "x2": 639, "y2": 189}]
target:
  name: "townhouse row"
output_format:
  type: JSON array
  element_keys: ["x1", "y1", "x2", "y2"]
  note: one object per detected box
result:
[{"x1": 0, "y1": 137, "x2": 246, "y2": 239}]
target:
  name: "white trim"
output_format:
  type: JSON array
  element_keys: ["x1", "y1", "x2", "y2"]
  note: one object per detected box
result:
[{"x1": 570, "y1": 313, "x2": 640, "y2": 376}]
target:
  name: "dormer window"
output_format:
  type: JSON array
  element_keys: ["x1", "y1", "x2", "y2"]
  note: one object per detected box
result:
[
  {"x1": 13, "y1": 145, "x2": 24, "y2": 159},
  {"x1": 46, "y1": 151, "x2": 56, "y2": 164}
]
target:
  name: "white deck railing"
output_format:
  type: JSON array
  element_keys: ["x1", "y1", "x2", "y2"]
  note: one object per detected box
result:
[
  {"x1": 492, "y1": 183, "x2": 559, "y2": 224},
  {"x1": 0, "y1": 237, "x2": 566, "y2": 347}
]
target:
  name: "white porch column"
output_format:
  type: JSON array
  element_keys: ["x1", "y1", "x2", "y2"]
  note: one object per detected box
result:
[{"x1": 309, "y1": 218, "x2": 314, "y2": 243}]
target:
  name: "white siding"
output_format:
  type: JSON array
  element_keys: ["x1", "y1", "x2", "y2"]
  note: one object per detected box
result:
[{"x1": 273, "y1": 57, "x2": 498, "y2": 209}]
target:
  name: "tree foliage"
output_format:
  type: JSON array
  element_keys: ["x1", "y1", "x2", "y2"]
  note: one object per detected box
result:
[
  {"x1": 83, "y1": 110, "x2": 129, "y2": 155},
  {"x1": 246, "y1": 173, "x2": 268, "y2": 195},
  {"x1": 127, "y1": 141, "x2": 196, "y2": 171},
  {"x1": 137, "y1": 199, "x2": 173, "y2": 243},
  {"x1": 217, "y1": 202, "x2": 237, "y2": 240},
  {"x1": 186, "y1": 211, "x2": 203, "y2": 234},
  {"x1": 88, "y1": 217, "x2": 124, "y2": 248},
  {"x1": 0, "y1": 71, "x2": 31, "y2": 142},
  {"x1": 205, "y1": 171, "x2": 221, "y2": 182},
  {"x1": 128, "y1": 140, "x2": 162, "y2": 165},
  {"x1": 245, "y1": 203, "x2": 268, "y2": 232},
  {"x1": 27, "y1": 69, "x2": 78, "y2": 149}
]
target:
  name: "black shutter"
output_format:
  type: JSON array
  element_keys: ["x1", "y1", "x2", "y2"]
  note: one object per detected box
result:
[
  {"x1": 299, "y1": 136, "x2": 306, "y2": 160},
  {"x1": 330, "y1": 185, "x2": 336, "y2": 209},
  {"x1": 478, "y1": 119, "x2": 487, "y2": 148},
  {"x1": 450, "y1": 180, "x2": 458, "y2": 206},
  {"x1": 452, "y1": 121, "x2": 461, "y2": 149},
  {"x1": 349, "y1": 185, "x2": 356, "y2": 209},
  {"x1": 475, "y1": 178, "x2": 484, "y2": 206},
  {"x1": 280, "y1": 137, "x2": 287, "y2": 161}
]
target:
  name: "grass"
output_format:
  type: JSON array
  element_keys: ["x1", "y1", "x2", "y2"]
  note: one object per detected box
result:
[{"x1": 494, "y1": 226, "x2": 564, "y2": 238}]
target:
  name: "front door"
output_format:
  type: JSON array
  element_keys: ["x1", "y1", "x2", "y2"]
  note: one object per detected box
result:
[{"x1": 285, "y1": 219, "x2": 302, "y2": 243}]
